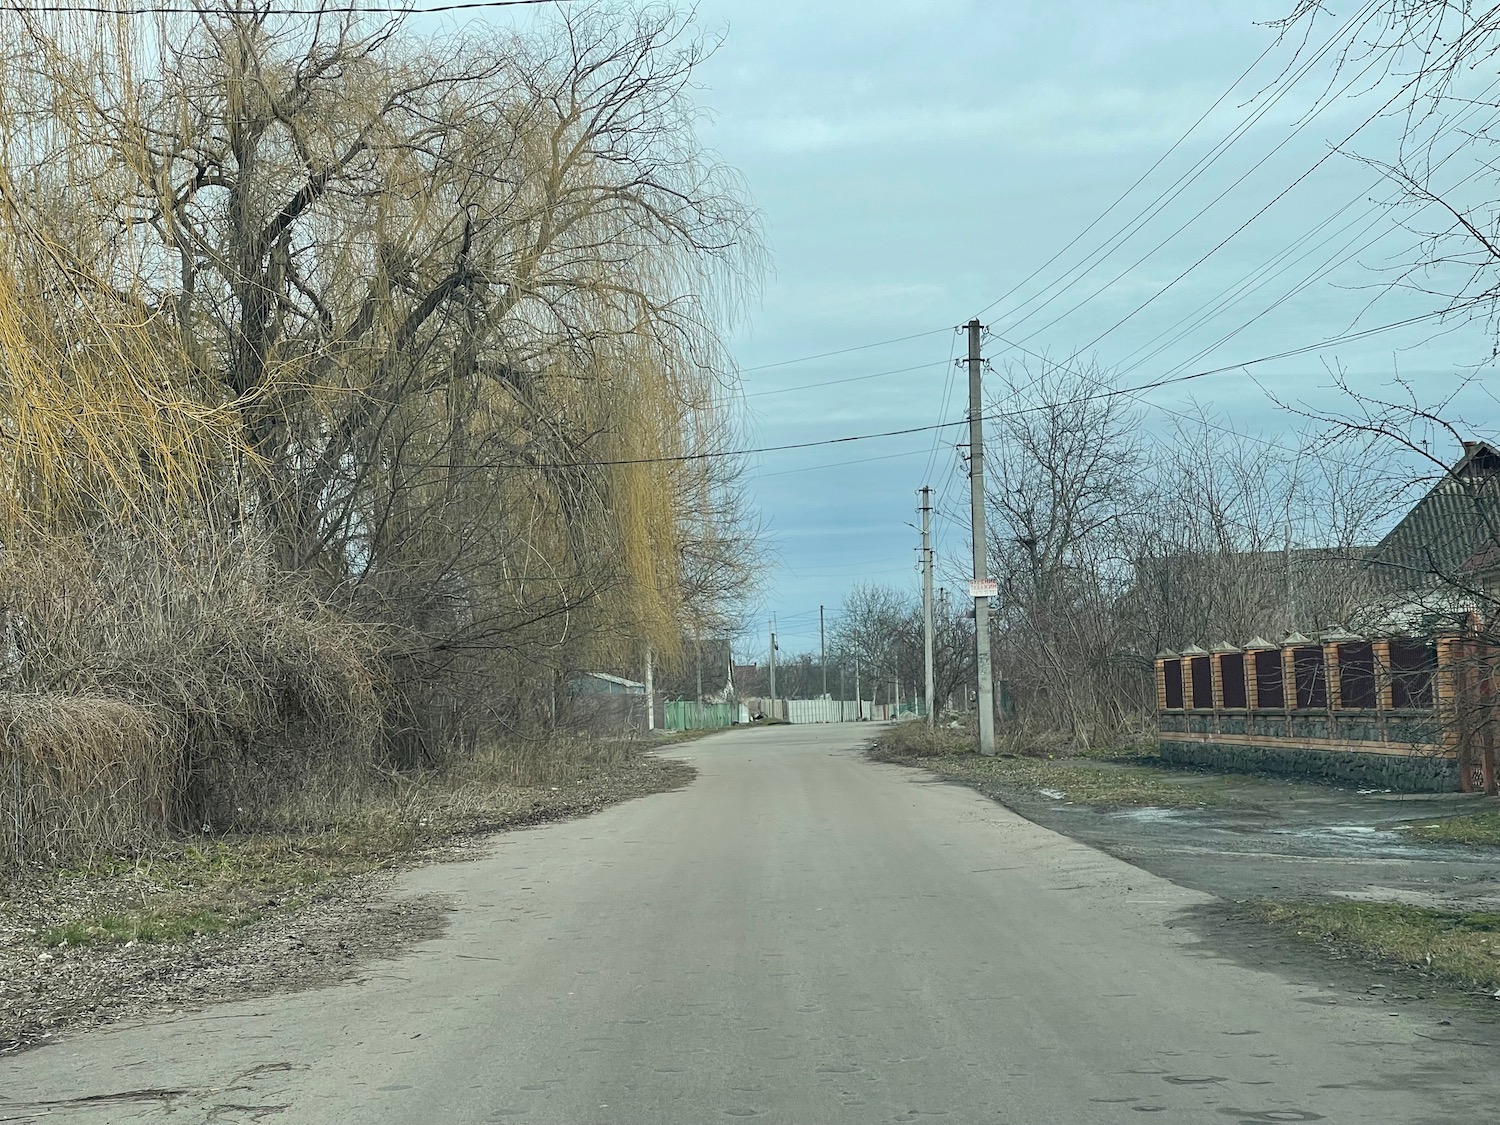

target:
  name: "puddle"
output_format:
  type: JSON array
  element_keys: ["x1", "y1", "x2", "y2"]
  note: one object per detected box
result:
[
  {"x1": 1273, "y1": 826, "x2": 1398, "y2": 843},
  {"x1": 1113, "y1": 807, "x2": 1189, "y2": 824},
  {"x1": 1038, "y1": 788, "x2": 1066, "y2": 801}
]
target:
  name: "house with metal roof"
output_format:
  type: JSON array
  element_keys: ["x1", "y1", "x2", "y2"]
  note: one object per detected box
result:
[{"x1": 1360, "y1": 439, "x2": 1500, "y2": 631}]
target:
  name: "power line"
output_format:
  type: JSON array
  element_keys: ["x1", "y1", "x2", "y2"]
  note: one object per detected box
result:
[
  {"x1": 920, "y1": 327, "x2": 963, "y2": 485},
  {"x1": 1015, "y1": 27, "x2": 1393, "y2": 352},
  {"x1": 1113, "y1": 92, "x2": 1500, "y2": 386},
  {"x1": 456, "y1": 301, "x2": 1480, "y2": 472},
  {"x1": 983, "y1": 0, "x2": 1382, "y2": 343},
  {"x1": 968, "y1": 31, "x2": 1284, "y2": 321},
  {"x1": 757, "y1": 446, "x2": 933, "y2": 478},
  {"x1": 738, "y1": 328, "x2": 951, "y2": 373},
  {"x1": 743, "y1": 361, "x2": 934, "y2": 399},
  {"x1": 0, "y1": 1, "x2": 571, "y2": 11}
]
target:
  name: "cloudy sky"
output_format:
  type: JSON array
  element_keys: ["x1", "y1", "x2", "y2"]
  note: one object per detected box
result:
[{"x1": 490, "y1": 1, "x2": 1500, "y2": 664}]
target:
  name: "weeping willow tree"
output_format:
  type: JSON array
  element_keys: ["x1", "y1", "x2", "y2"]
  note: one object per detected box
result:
[{"x1": 0, "y1": 2, "x2": 764, "y2": 762}]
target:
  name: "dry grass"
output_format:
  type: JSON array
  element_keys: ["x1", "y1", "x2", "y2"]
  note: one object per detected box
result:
[
  {"x1": 1237, "y1": 900, "x2": 1500, "y2": 992},
  {"x1": 868, "y1": 719, "x2": 975, "y2": 759},
  {"x1": 0, "y1": 530, "x2": 383, "y2": 867},
  {"x1": 3, "y1": 736, "x2": 681, "y2": 955},
  {"x1": 0, "y1": 694, "x2": 171, "y2": 870}
]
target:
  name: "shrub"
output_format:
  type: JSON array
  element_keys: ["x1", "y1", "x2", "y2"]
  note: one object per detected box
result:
[
  {"x1": 0, "y1": 693, "x2": 170, "y2": 869},
  {"x1": 0, "y1": 528, "x2": 382, "y2": 850}
]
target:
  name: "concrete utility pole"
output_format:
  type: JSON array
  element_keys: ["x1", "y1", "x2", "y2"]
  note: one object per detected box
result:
[
  {"x1": 768, "y1": 622, "x2": 778, "y2": 704},
  {"x1": 967, "y1": 318, "x2": 996, "y2": 756},
  {"x1": 644, "y1": 647, "x2": 655, "y2": 732},
  {"x1": 920, "y1": 486, "x2": 935, "y2": 726},
  {"x1": 854, "y1": 655, "x2": 861, "y2": 719},
  {"x1": 820, "y1": 604, "x2": 827, "y2": 697}
]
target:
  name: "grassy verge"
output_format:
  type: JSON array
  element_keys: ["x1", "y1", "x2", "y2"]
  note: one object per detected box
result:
[
  {"x1": 1400, "y1": 811, "x2": 1500, "y2": 848},
  {"x1": 868, "y1": 723, "x2": 1241, "y2": 810},
  {"x1": 39, "y1": 907, "x2": 247, "y2": 949},
  {"x1": 1236, "y1": 900, "x2": 1500, "y2": 993},
  {"x1": 4, "y1": 739, "x2": 690, "y2": 954}
]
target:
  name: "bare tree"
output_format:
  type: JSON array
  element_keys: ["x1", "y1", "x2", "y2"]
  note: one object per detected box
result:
[
  {"x1": 830, "y1": 582, "x2": 973, "y2": 715},
  {"x1": 984, "y1": 357, "x2": 1147, "y2": 748}
]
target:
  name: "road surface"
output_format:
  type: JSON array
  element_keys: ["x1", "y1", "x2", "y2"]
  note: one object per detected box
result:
[{"x1": 4, "y1": 723, "x2": 1496, "y2": 1123}]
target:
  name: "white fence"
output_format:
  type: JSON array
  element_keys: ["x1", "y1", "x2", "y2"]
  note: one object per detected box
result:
[
  {"x1": 785, "y1": 699, "x2": 886, "y2": 723},
  {"x1": 741, "y1": 698, "x2": 904, "y2": 723}
]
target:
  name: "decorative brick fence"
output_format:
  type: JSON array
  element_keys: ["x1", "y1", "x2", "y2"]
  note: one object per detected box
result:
[{"x1": 1156, "y1": 632, "x2": 1499, "y2": 793}]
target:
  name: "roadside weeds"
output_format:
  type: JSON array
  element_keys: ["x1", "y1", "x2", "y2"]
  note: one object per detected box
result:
[
  {"x1": 1401, "y1": 811, "x2": 1500, "y2": 848},
  {"x1": 1233, "y1": 900, "x2": 1500, "y2": 995},
  {"x1": 868, "y1": 723, "x2": 1247, "y2": 811}
]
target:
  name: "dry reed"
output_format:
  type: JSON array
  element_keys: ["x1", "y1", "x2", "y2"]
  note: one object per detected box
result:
[{"x1": 0, "y1": 693, "x2": 169, "y2": 870}]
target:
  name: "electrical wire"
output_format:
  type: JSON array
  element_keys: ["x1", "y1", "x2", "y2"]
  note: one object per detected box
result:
[
  {"x1": 982, "y1": 0, "x2": 1382, "y2": 342},
  {"x1": 1115, "y1": 100, "x2": 1500, "y2": 386},
  {"x1": 743, "y1": 361, "x2": 935, "y2": 399},
  {"x1": 1015, "y1": 33, "x2": 1393, "y2": 352},
  {"x1": 968, "y1": 30, "x2": 1286, "y2": 322},
  {"x1": 738, "y1": 328, "x2": 952, "y2": 374},
  {"x1": 756, "y1": 446, "x2": 935, "y2": 478},
  {"x1": 1064, "y1": 16, "x2": 1487, "y2": 359},
  {"x1": 449, "y1": 301, "x2": 1481, "y2": 472},
  {"x1": 919, "y1": 328, "x2": 962, "y2": 485},
  {"x1": 0, "y1": 1, "x2": 570, "y2": 11}
]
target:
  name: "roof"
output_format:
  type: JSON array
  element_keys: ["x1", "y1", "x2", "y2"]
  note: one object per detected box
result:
[
  {"x1": 573, "y1": 671, "x2": 645, "y2": 691},
  {"x1": 1367, "y1": 440, "x2": 1500, "y2": 588}
]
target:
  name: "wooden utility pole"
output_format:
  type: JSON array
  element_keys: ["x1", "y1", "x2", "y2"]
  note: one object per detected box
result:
[
  {"x1": 921, "y1": 486, "x2": 935, "y2": 726},
  {"x1": 967, "y1": 318, "x2": 996, "y2": 755}
]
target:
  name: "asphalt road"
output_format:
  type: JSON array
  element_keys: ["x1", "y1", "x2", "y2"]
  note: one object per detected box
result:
[{"x1": 4, "y1": 723, "x2": 1497, "y2": 1124}]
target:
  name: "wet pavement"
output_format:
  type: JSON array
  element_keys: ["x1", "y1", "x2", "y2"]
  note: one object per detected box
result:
[{"x1": 932, "y1": 763, "x2": 1500, "y2": 910}]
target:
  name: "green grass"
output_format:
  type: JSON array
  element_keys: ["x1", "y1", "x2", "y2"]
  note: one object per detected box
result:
[
  {"x1": 39, "y1": 906, "x2": 251, "y2": 948},
  {"x1": 934, "y1": 754, "x2": 1244, "y2": 810},
  {"x1": 870, "y1": 726, "x2": 1242, "y2": 810},
  {"x1": 1401, "y1": 811, "x2": 1500, "y2": 848},
  {"x1": 1237, "y1": 900, "x2": 1500, "y2": 991}
]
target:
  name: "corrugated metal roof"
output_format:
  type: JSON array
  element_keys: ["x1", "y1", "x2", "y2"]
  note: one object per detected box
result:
[{"x1": 1368, "y1": 440, "x2": 1500, "y2": 587}]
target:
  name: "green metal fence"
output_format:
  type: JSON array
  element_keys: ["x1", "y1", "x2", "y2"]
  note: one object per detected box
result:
[{"x1": 664, "y1": 700, "x2": 734, "y2": 731}]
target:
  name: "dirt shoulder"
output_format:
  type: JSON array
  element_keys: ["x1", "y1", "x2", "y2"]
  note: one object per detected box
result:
[{"x1": 0, "y1": 747, "x2": 695, "y2": 1055}]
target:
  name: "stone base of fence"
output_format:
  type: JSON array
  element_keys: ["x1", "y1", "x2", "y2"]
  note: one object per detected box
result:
[{"x1": 1158, "y1": 737, "x2": 1460, "y2": 792}]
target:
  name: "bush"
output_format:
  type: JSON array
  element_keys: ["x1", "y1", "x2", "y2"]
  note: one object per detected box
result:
[
  {"x1": 871, "y1": 720, "x2": 975, "y2": 759},
  {"x1": 0, "y1": 693, "x2": 170, "y2": 869},
  {"x1": 0, "y1": 529, "x2": 382, "y2": 848}
]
